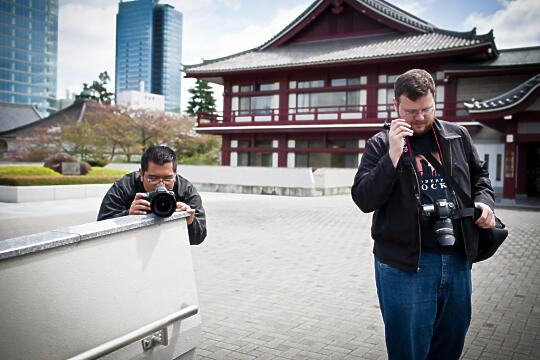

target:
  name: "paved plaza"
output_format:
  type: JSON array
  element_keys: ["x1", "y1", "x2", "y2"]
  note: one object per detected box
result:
[{"x1": 0, "y1": 193, "x2": 539, "y2": 359}]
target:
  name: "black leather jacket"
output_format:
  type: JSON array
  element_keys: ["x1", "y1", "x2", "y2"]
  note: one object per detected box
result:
[
  {"x1": 97, "y1": 172, "x2": 207, "y2": 245},
  {"x1": 351, "y1": 119, "x2": 494, "y2": 272}
]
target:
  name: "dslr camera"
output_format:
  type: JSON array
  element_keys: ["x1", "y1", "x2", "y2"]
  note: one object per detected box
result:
[
  {"x1": 145, "y1": 186, "x2": 177, "y2": 218},
  {"x1": 420, "y1": 199, "x2": 456, "y2": 246}
]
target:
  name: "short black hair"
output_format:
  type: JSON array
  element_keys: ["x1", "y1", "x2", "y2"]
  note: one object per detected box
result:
[
  {"x1": 394, "y1": 69, "x2": 436, "y2": 104},
  {"x1": 141, "y1": 145, "x2": 177, "y2": 172}
]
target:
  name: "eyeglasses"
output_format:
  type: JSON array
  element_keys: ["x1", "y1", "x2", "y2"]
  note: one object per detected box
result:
[
  {"x1": 144, "y1": 175, "x2": 175, "y2": 185},
  {"x1": 400, "y1": 105, "x2": 435, "y2": 117}
]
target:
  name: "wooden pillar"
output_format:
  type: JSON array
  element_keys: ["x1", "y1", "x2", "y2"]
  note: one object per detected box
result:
[
  {"x1": 278, "y1": 75, "x2": 289, "y2": 122},
  {"x1": 277, "y1": 134, "x2": 287, "y2": 167},
  {"x1": 221, "y1": 134, "x2": 231, "y2": 166},
  {"x1": 444, "y1": 76, "x2": 457, "y2": 117},
  {"x1": 223, "y1": 78, "x2": 232, "y2": 123},
  {"x1": 366, "y1": 73, "x2": 378, "y2": 119}
]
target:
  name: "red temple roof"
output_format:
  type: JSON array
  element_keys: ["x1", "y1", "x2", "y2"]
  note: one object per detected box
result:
[{"x1": 184, "y1": 0, "x2": 496, "y2": 78}]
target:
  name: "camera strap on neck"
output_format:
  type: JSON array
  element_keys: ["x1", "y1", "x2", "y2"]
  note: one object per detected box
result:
[
  {"x1": 401, "y1": 139, "x2": 422, "y2": 209},
  {"x1": 412, "y1": 141, "x2": 479, "y2": 219}
]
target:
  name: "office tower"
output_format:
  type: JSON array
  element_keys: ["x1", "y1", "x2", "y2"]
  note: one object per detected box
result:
[
  {"x1": 115, "y1": 0, "x2": 153, "y2": 95},
  {"x1": 0, "y1": 0, "x2": 58, "y2": 116},
  {"x1": 152, "y1": 4, "x2": 182, "y2": 113},
  {"x1": 115, "y1": 0, "x2": 182, "y2": 112}
]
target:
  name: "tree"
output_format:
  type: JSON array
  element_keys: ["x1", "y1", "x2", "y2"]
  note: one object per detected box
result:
[
  {"x1": 88, "y1": 71, "x2": 114, "y2": 105},
  {"x1": 185, "y1": 79, "x2": 217, "y2": 116},
  {"x1": 18, "y1": 105, "x2": 221, "y2": 165}
]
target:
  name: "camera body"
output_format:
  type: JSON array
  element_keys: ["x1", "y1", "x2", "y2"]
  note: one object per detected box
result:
[
  {"x1": 145, "y1": 185, "x2": 177, "y2": 217},
  {"x1": 421, "y1": 199, "x2": 456, "y2": 246}
]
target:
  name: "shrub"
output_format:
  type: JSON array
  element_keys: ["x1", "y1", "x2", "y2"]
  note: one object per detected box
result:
[
  {"x1": 87, "y1": 167, "x2": 129, "y2": 176},
  {"x1": 86, "y1": 159, "x2": 110, "y2": 167},
  {"x1": 44, "y1": 153, "x2": 91, "y2": 175},
  {"x1": 0, "y1": 166, "x2": 129, "y2": 186},
  {"x1": 0, "y1": 175, "x2": 124, "y2": 186},
  {"x1": 0, "y1": 166, "x2": 61, "y2": 176}
]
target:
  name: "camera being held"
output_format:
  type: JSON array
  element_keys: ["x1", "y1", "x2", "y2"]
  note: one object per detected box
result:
[
  {"x1": 420, "y1": 199, "x2": 456, "y2": 246},
  {"x1": 145, "y1": 185, "x2": 177, "y2": 218}
]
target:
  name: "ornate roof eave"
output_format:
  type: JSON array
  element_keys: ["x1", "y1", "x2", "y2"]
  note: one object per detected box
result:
[
  {"x1": 259, "y1": 0, "x2": 436, "y2": 50},
  {"x1": 464, "y1": 73, "x2": 540, "y2": 115},
  {"x1": 184, "y1": 40, "x2": 495, "y2": 78},
  {"x1": 184, "y1": 0, "x2": 497, "y2": 75}
]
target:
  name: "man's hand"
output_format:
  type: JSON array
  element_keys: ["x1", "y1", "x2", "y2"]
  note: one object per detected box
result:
[
  {"x1": 474, "y1": 202, "x2": 495, "y2": 229},
  {"x1": 129, "y1": 193, "x2": 151, "y2": 215},
  {"x1": 388, "y1": 119, "x2": 414, "y2": 167},
  {"x1": 176, "y1": 202, "x2": 195, "y2": 225}
]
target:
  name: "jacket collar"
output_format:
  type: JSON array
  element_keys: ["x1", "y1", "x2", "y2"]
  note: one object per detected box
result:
[
  {"x1": 432, "y1": 119, "x2": 459, "y2": 167},
  {"x1": 433, "y1": 118, "x2": 460, "y2": 140}
]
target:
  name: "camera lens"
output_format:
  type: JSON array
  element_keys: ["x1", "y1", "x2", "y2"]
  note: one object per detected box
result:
[
  {"x1": 151, "y1": 192, "x2": 176, "y2": 217},
  {"x1": 434, "y1": 218, "x2": 455, "y2": 246}
]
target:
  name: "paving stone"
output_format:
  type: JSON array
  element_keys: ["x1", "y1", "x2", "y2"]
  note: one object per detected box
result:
[
  {"x1": 0, "y1": 192, "x2": 536, "y2": 359},
  {"x1": 189, "y1": 197, "x2": 540, "y2": 360}
]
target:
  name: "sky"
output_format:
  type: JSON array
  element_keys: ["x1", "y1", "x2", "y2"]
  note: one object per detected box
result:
[{"x1": 57, "y1": 0, "x2": 540, "y2": 112}]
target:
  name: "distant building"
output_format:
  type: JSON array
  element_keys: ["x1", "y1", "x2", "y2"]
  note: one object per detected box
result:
[
  {"x1": 0, "y1": 102, "x2": 41, "y2": 155},
  {"x1": 185, "y1": 0, "x2": 540, "y2": 202},
  {"x1": 0, "y1": 97, "x2": 103, "y2": 160},
  {"x1": 115, "y1": 0, "x2": 182, "y2": 112},
  {"x1": 116, "y1": 81, "x2": 165, "y2": 110},
  {"x1": 0, "y1": 0, "x2": 58, "y2": 116}
]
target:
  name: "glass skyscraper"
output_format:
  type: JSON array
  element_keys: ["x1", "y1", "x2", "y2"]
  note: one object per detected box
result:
[
  {"x1": 153, "y1": 4, "x2": 182, "y2": 113},
  {"x1": 0, "y1": 0, "x2": 58, "y2": 116},
  {"x1": 115, "y1": 0, "x2": 182, "y2": 112}
]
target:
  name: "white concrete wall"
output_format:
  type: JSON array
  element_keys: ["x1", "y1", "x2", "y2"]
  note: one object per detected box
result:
[
  {"x1": 0, "y1": 215, "x2": 200, "y2": 359},
  {"x1": 0, "y1": 165, "x2": 362, "y2": 201},
  {"x1": 313, "y1": 168, "x2": 357, "y2": 189},
  {"x1": 0, "y1": 184, "x2": 111, "y2": 203},
  {"x1": 105, "y1": 164, "x2": 361, "y2": 196},
  {"x1": 177, "y1": 165, "x2": 315, "y2": 188}
]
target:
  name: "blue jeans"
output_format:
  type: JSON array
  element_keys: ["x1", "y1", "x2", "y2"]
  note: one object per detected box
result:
[{"x1": 374, "y1": 252, "x2": 472, "y2": 360}]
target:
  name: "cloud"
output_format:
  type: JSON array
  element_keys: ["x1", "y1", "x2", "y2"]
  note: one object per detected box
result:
[
  {"x1": 180, "y1": 2, "x2": 309, "y2": 112},
  {"x1": 390, "y1": 1, "x2": 431, "y2": 17},
  {"x1": 464, "y1": 0, "x2": 540, "y2": 48},
  {"x1": 57, "y1": 2, "x2": 116, "y2": 98}
]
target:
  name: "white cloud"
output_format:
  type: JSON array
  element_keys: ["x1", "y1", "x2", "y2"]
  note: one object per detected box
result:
[
  {"x1": 464, "y1": 0, "x2": 540, "y2": 48},
  {"x1": 390, "y1": 1, "x2": 430, "y2": 17},
  {"x1": 180, "y1": 2, "x2": 309, "y2": 112},
  {"x1": 57, "y1": 2, "x2": 116, "y2": 98}
]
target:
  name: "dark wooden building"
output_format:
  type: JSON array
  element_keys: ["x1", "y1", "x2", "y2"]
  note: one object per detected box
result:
[{"x1": 184, "y1": 0, "x2": 540, "y2": 202}]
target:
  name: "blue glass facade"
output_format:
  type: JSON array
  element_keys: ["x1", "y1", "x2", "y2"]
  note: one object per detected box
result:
[
  {"x1": 0, "y1": 0, "x2": 58, "y2": 116},
  {"x1": 152, "y1": 4, "x2": 182, "y2": 112},
  {"x1": 115, "y1": 0, "x2": 154, "y2": 95},
  {"x1": 115, "y1": 0, "x2": 182, "y2": 112}
]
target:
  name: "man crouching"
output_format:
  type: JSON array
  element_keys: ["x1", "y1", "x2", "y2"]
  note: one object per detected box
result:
[{"x1": 98, "y1": 145, "x2": 206, "y2": 245}]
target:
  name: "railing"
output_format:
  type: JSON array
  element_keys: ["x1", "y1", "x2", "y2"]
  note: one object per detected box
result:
[
  {"x1": 69, "y1": 305, "x2": 198, "y2": 360},
  {"x1": 0, "y1": 212, "x2": 201, "y2": 359},
  {"x1": 288, "y1": 104, "x2": 368, "y2": 122},
  {"x1": 196, "y1": 101, "x2": 473, "y2": 127}
]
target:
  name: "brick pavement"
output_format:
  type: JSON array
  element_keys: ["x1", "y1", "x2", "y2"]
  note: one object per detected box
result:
[{"x1": 191, "y1": 194, "x2": 540, "y2": 360}]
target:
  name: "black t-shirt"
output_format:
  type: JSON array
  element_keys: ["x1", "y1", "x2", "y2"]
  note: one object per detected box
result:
[{"x1": 408, "y1": 131, "x2": 464, "y2": 254}]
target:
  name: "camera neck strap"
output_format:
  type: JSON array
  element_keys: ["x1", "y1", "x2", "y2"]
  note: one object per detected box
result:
[
  {"x1": 411, "y1": 140, "x2": 479, "y2": 219},
  {"x1": 401, "y1": 140, "x2": 422, "y2": 209}
]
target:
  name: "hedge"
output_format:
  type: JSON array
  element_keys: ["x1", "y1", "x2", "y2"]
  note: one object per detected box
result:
[
  {"x1": 0, "y1": 175, "x2": 125, "y2": 186},
  {"x1": 0, "y1": 166, "x2": 130, "y2": 186},
  {"x1": 0, "y1": 166, "x2": 61, "y2": 176}
]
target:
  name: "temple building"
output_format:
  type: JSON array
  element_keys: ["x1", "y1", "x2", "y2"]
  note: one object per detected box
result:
[{"x1": 184, "y1": 0, "x2": 540, "y2": 202}]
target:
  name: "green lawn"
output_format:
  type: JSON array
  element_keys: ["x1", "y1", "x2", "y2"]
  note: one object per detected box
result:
[{"x1": 0, "y1": 166, "x2": 129, "y2": 186}]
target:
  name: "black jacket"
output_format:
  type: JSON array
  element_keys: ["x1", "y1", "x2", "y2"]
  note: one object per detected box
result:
[
  {"x1": 351, "y1": 119, "x2": 494, "y2": 272},
  {"x1": 97, "y1": 172, "x2": 207, "y2": 245}
]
